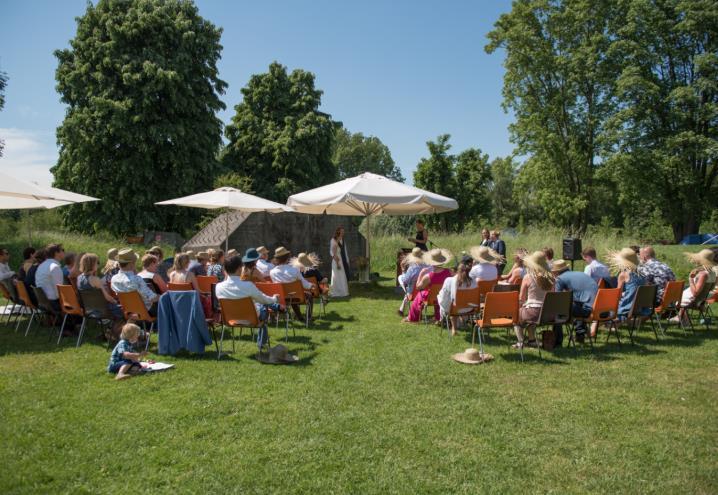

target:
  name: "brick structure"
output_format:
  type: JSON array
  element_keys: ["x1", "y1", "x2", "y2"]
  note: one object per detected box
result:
[{"x1": 182, "y1": 211, "x2": 366, "y2": 279}]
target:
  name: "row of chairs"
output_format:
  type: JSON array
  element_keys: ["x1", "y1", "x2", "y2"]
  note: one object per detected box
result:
[{"x1": 437, "y1": 279, "x2": 715, "y2": 362}]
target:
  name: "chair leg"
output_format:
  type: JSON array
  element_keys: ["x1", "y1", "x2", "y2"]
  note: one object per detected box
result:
[
  {"x1": 649, "y1": 315, "x2": 659, "y2": 341},
  {"x1": 75, "y1": 317, "x2": 87, "y2": 348},
  {"x1": 57, "y1": 314, "x2": 69, "y2": 345},
  {"x1": 24, "y1": 310, "x2": 36, "y2": 337},
  {"x1": 218, "y1": 325, "x2": 226, "y2": 360}
]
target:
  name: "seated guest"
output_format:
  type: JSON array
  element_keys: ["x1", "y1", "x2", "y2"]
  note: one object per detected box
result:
[
  {"x1": 137, "y1": 254, "x2": 168, "y2": 294},
  {"x1": 103, "y1": 248, "x2": 120, "y2": 289},
  {"x1": 206, "y1": 249, "x2": 226, "y2": 282},
  {"x1": 542, "y1": 247, "x2": 554, "y2": 270},
  {"x1": 240, "y1": 248, "x2": 266, "y2": 283},
  {"x1": 438, "y1": 255, "x2": 477, "y2": 336},
  {"x1": 35, "y1": 243, "x2": 65, "y2": 313},
  {"x1": 62, "y1": 252, "x2": 76, "y2": 283},
  {"x1": 552, "y1": 259, "x2": 598, "y2": 343},
  {"x1": 111, "y1": 248, "x2": 159, "y2": 316},
  {"x1": 147, "y1": 246, "x2": 171, "y2": 283},
  {"x1": 216, "y1": 255, "x2": 285, "y2": 352},
  {"x1": 25, "y1": 249, "x2": 46, "y2": 306},
  {"x1": 189, "y1": 251, "x2": 208, "y2": 277},
  {"x1": 403, "y1": 249, "x2": 453, "y2": 324},
  {"x1": 606, "y1": 247, "x2": 646, "y2": 328},
  {"x1": 77, "y1": 253, "x2": 124, "y2": 339},
  {"x1": 294, "y1": 252, "x2": 329, "y2": 304},
  {"x1": 582, "y1": 247, "x2": 610, "y2": 285},
  {"x1": 638, "y1": 246, "x2": 675, "y2": 304},
  {"x1": 676, "y1": 249, "x2": 717, "y2": 325},
  {"x1": 270, "y1": 246, "x2": 314, "y2": 321},
  {"x1": 468, "y1": 246, "x2": 499, "y2": 282},
  {"x1": 397, "y1": 247, "x2": 427, "y2": 317},
  {"x1": 501, "y1": 248, "x2": 527, "y2": 285},
  {"x1": 0, "y1": 247, "x2": 15, "y2": 282},
  {"x1": 169, "y1": 253, "x2": 200, "y2": 291},
  {"x1": 17, "y1": 247, "x2": 36, "y2": 282},
  {"x1": 512, "y1": 251, "x2": 554, "y2": 349},
  {"x1": 226, "y1": 249, "x2": 238, "y2": 259},
  {"x1": 255, "y1": 246, "x2": 274, "y2": 279}
]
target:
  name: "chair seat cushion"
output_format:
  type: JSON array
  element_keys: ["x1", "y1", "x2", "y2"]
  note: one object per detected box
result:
[
  {"x1": 228, "y1": 319, "x2": 254, "y2": 327},
  {"x1": 476, "y1": 317, "x2": 513, "y2": 327}
]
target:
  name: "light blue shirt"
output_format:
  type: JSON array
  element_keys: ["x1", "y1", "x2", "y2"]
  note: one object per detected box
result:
[
  {"x1": 111, "y1": 270, "x2": 158, "y2": 309},
  {"x1": 584, "y1": 259, "x2": 610, "y2": 284}
]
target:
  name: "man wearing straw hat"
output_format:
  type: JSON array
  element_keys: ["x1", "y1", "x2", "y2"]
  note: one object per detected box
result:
[{"x1": 255, "y1": 246, "x2": 274, "y2": 279}]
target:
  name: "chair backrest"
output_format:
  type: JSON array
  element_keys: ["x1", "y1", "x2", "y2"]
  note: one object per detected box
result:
[
  {"x1": 590, "y1": 288, "x2": 621, "y2": 321},
  {"x1": 32, "y1": 286, "x2": 57, "y2": 315},
  {"x1": 142, "y1": 277, "x2": 162, "y2": 295},
  {"x1": 492, "y1": 283, "x2": 520, "y2": 293},
  {"x1": 538, "y1": 291, "x2": 572, "y2": 325},
  {"x1": 657, "y1": 280, "x2": 684, "y2": 312},
  {"x1": 305, "y1": 276, "x2": 321, "y2": 297},
  {"x1": 482, "y1": 291, "x2": 519, "y2": 326},
  {"x1": 597, "y1": 278, "x2": 607, "y2": 289},
  {"x1": 694, "y1": 276, "x2": 716, "y2": 306},
  {"x1": 57, "y1": 284, "x2": 83, "y2": 316},
  {"x1": 117, "y1": 291, "x2": 152, "y2": 321},
  {"x1": 0, "y1": 279, "x2": 19, "y2": 303},
  {"x1": 425, "y1": 283, "x2": 442, "y2": 305},
  {"x1": 282, "y1": 280, "x2": 307, "y2": 304},
  {"x1": 196, "y1": 275, "x2": 218, "y2": 294},
  {"x1": 477, "y1": 279, "x2": 497, "y2": 303},
  {"x1": 168, "y1": 282, "x2": 193, "y2": 291},
  {"x1": 79, "y1": 288, "x2": 112, "y2": 317},
  {"x1": 451, "y1": 287, "x2": 480, "y2": 315},
  {"x1": 256, "y1": 282, "x2": 285, "y2": 300},
  {"x1": 629, "y1": 284, "x2": 657, "y2": 318},
  {"x1": 219, "y1": 297, "x2": 259, "y2": 327},
  {"x1": 15, "y1": 280, "x2": 36, "y2": 309}
]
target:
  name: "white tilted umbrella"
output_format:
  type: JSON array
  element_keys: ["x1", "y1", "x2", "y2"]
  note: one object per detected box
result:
[
  {"x1": 0, "y1": 171, "x2": 100, "y2": 203},
  {"x1": 286, "y1": 172, "x2": 458, "y2": 279},
  {"x1": 155, "y1": 187, "x2": 295, "y2": 251}
]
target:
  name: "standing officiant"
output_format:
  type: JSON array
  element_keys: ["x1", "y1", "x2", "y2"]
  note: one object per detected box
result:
[
  {"x1": 407, "y1": 219, "x2": 429, "y2": 252},
  {"x1": 330, "y1": 226, "x2": 351, "y2": 297}
]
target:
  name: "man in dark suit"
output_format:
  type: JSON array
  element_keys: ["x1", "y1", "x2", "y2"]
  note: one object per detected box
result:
[{"x1": 489, "y1": 230, "x2": 507, "y2": 275}]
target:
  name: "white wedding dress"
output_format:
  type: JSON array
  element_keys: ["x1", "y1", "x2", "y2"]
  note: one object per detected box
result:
[{"x1": 329, "y1": 237, "x2": 349, "y2": 297}]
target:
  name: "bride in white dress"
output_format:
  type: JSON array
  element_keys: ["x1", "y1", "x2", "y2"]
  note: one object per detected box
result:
[{"x1": 329, "y1": 226, "x2": 350, "y2": 297}]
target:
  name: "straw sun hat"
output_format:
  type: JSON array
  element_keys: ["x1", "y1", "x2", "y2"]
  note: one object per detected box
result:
[
  {"x1": 402, "y1": 247, "x2": 425, "y2": 266},
  {"x1": 423, "y1": 248, "x2": 453, "y2": 267},
  {"x1": 117, "y1": 248, "x2": 138, "y2": 264},
  {"x1": 452, "y1": 347, "x2": 494, "y2": 365},
  {"x1": 107, "y1": 248, "x2": 119, "y2": 261},
  {"x1": 256, "y1": 345, "x2": 299, "y2": 364},
  {"x1": 274, "y1": 246, "x2": 291, "y2": 259},
  {"x1": 551, "y1": 259, "x2": 571, "y2": 273},
  {"x1": 522, "y1": 250, "x2": 553, "y2": 277},
  {"x1": 685, "y1": 249, "x2": 717, "y2": 268},
  {"x1": 607, "y1": 247, "x2": 640, "y2": 272},
  {"x1": 292, "y1": 252, "x2": 321, "y2": 269},
  {"x1": 470, "y1": 246, "x2": 500, "y2": 264}
]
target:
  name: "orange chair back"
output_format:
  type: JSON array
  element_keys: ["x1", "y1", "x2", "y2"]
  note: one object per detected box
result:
[
  {"x1": 478, "y1": 279, "x2": 497, "y2": 303},
  {"x1": 425, "y1": 284, "x2": 441, "y2": 306},
  {"x1": 305, "y1": 276, "x2": 321, "y2": 298},
  {"x1": 597, "y1": 278, "x2": 607, "y2": 289},
  {"x1": 168, "y1": 282, "x2": 193, "y2": 291},
  {"x1": 451, "y1": 286, "x2": 480, "y2": 317},
  {"x1": 656, "y1": 280, "x2": 684, "y2": 312},
  {"x1": 0, "y1": 282, "x2": 12, "y2": 302},
  {"x1": 590, "y1": 288, "x2": 621, "y2": 321},
  {"x1": 15, "y1": 281, "x2": 36, "y2": 309},
  {"x1": 219, "y1": 297, "x2": 259, "y2": 327},
  {"x1": 117, "y1": 291, "x2": 155, "y2": 321},
  {"x1": 481, "y1": 291, "x2": 519, "y2": 327},
  {"x1": 196, "y1": 275, "x2": 218, "y2": 294},
  {"x1": 283, "y1": 280, "x2": 307, "y2": 304},
  {"x1": 256, "y1": 281, "x2": 285, "y2": 299},
  {"x1": 57, "y1": 285, "x2": 83, "y2": 316}
]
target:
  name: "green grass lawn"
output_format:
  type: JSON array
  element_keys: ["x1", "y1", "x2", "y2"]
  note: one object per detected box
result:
[{"x1": 1, "y1": 275, "x2": 717, "y2": 494}]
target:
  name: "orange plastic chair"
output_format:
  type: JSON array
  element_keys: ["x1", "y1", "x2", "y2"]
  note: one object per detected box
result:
[
  {"x1": 196, "y1": 275, "x2": 218, "y2": 295},
  {"x1": 256, "y1": 282, "x2": 290, "y2": 339},
  {"x1": 421, "y1": 283, "x2": 443, "y2": 324},
  {"x1": 57, "y1": 284, "x2": 85, "y2": 346},
  {"x1": 477, "y1": 279, "x2": 498, "y2": 306},
  {"x1": 168, "y1": 282, "x2": 193, "y2": 291},
  {"x1": 585, "y1": 288, "x2": 622, "y2": 345},
  {"x1": 283, "y1": 280, "x2": 312, "y2": 327},
  {"x1": 0, "y1": 282, "x2": 19, "y2": 328},
  {"x1": 597, "y1": 278, "x2": 607, "y2": 289},
  {"x1": 305, "y1": 275, "x2": 327, "y2": 318},
  {"x1": 444, "y1": 286, "x2": 480, "y2": 337},
  {"x1": 473, "y1": 291, "x2": 519, "y2": 356},
  {"x1": 15, "y1": 280, "x2": 39, "y2": 336},
  {"x1": 216, "y1": 297, "x2": 265, "y2": 359},
  {"x1": 117, "y1": 291, "x2": 156, "y2": 350},
  {"x1": 654, "y1": 280, "x2": 684, "y2": 335}
]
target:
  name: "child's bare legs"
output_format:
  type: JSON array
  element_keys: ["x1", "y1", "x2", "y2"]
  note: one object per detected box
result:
[{"x1": 115, "y1": 363, "x2": 134, "y2": 380}]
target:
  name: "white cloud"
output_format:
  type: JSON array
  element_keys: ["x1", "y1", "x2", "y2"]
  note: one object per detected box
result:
[{"x1": 0, "y1": 128, "x2": 57, "y2": 187}]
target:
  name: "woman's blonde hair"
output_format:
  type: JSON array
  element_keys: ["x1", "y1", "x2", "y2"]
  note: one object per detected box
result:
[
  {"x1": 172, "y1": 253, "x2": 190, "y2": 272},
  {"x1": 79, "y1": 253, "x2": 99, "y2": 275},
  {"x1": 120, "y1": 323, "x2": 141, "y2": 341}
]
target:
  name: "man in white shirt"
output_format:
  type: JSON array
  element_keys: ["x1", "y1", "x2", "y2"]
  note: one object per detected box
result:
[
  {"x1": 35, "y1": 244, "x2": 65, "y2": 309},
  {"x1": 111, "y1": 248, "x2": 159, "y2": 315},
  {"x1": 468, "y1": 246, "x2": 499, "y2": 282},
  {"x1": 0, "y1": 247, "x2": 15, "y2": 282},
  {"x1": 216, "y1": 255, "x2": 284, "y2": 351},
  {"x1": 581, "y1": 247, "x2": 611, "y2": 285},
  {"x1": 255, "y1": 246, "x2": 274, "y2": 278},
  {"x1": 269, "y1": 246, "x2": 314, "y2": 321}
]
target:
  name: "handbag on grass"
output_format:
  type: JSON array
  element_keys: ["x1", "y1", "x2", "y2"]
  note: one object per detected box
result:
[{"x1": 541, "y1": 330, "x2": 556, "y2": 350}]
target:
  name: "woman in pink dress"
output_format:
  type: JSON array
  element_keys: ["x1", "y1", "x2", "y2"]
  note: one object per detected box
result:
[{"x1": 403, "y1": 249, "x2": 454, "y2": 324}]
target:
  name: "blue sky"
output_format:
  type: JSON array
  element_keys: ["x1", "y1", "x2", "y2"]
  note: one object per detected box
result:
[{"x1": 0, "y1": 0, "x2": 514, "y2": 186}]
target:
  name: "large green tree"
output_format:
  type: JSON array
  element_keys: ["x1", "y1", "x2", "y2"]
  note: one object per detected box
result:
[
  {"x1": 332, "y1": 127, "x2": 403, "y2": 181},
  {"x1": 221, "y1": 62, "x2": 338, "y2": 202},
  {"x1": 486, "y1": 0, "x2": 622, "y2": 231},
  {"x1": 0, "y1": 69, "x2": 7, "y2": 157},
  {"x1": 603, "y1": 0, "x2": 718, "y2": 241},
  {"x1": 53, "y1": 0, "x2": 226, "y2": 235},
  {"x1": 454, "y1": 148, "x2": 493, "y2": 228},
  {"x1": 490, "y1": 156, "x2": 519, "y2": 227},
  {"x1": 413, "y1": 134, "x2": 456, "y2": 231}
]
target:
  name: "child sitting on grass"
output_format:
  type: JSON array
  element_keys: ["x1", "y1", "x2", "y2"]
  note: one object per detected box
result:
[{"x1": 108, "y1": 323, "x2": 146, "y2": 380}]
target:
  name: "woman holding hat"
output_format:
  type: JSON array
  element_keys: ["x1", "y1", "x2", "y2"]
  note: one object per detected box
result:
[
  {"x1": 397, "y1": 247, "x2": 428, "y2": 317},
  {"x1": 675, "y1": 249, "x2": 717, "y2": 324},
  {"x1": 404, "y1": 248, "x2": 453, "y2": 323},
  {"x1": 512, "y1": 251, "x2": 554, "y2": 349},
  {"x1": 330, "y1": 227, "x2": 351, "y2": 298}
]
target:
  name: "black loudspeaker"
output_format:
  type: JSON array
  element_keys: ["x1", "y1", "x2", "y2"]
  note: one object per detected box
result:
[{"x1": 562, "y1": 238, "x2": 582, "y2": 261}]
